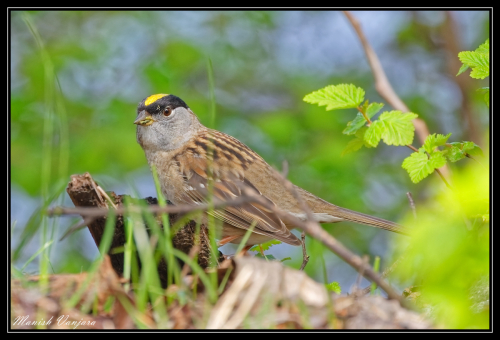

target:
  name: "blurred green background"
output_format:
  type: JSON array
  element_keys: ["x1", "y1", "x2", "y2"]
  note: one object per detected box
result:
[{"x1": 11, "y1": 11, "x2": 489, "y2": 294}]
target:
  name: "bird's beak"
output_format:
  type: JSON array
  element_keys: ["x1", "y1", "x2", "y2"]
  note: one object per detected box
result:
[{"x1": 134, "y1": 110, "x2": 154, "y2": 126}]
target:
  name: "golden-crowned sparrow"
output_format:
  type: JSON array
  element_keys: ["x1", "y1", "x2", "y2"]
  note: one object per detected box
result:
[{"x1": 135, "y1": 94, "x2": 406, "y2": 248}]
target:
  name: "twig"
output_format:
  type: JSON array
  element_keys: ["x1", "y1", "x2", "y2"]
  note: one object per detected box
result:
[
  {"x1": 343, "y1": 11, "x2": 452, "y2": 183},
  {"x1": 406, "y1": 192, "x2": 417, "y2": 219},
  {"x1": 96, "y1": 185, "x2": 117, "y2": 209},
  {"x1": 59, "y1": 216, "x2": 95, "y2": 241},
  {"x1": 272, "y1": 166, "x2": 315, "y2": 270},
  {"x1": 299, "y1": 231, "x2": 309, "y2": 271},
  {"x1": 343, "y1": 11, "x2": 425, "y2": 140},
  {"x1": 47, "y1": 195, "x2": 260, "y2": 219},
  {"x1": 465, "y1": 154, "x2": 486, "y2": 169},
  {"x1": 434, "y1": 168, "x2": 453, "y2": 190}
]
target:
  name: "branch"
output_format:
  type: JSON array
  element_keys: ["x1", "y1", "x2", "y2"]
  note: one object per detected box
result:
[
  {"x1": 48, "y1": 195, "x2": 261, "y2": 219},
  {"x1": 343, "y1": 11, "x2": 452, "y2": 183}
]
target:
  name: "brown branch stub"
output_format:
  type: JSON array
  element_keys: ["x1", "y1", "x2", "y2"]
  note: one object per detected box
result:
[{"x1": 64, "y1": 172, "x2": 219, "y2": 287}]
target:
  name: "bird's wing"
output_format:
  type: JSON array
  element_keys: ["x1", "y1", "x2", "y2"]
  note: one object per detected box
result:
[{"x1": 173, "y1": 131, "x2": 301, "y2": 246}]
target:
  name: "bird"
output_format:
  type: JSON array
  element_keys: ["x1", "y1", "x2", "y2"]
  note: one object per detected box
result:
[{"x1": 135, "y1": 93, "x2": 407, "y2": 250}]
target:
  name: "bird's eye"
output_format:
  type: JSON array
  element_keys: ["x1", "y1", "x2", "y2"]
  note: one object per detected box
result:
[{"x1": 163, "y1": 107, "x2": 172, "y2": 117}]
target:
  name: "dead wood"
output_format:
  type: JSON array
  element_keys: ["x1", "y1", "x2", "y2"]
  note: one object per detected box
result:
[{"x1": 65, "y1": 172, "x2": 221, "y2": 287}]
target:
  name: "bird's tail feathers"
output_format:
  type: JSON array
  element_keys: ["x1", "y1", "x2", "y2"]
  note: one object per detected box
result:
[{"x1": 330, "y1": 207, "x2": 409, "y2": 235}]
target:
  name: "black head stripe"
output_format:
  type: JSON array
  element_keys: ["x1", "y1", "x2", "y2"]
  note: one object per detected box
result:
[{"x1": 137, "y1": 94, "x2": 189, "y2": 114}]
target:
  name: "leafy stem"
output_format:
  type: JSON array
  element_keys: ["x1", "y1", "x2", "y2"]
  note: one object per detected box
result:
[
  {"x1": 304, "y1": 83, "x2": 482, "y2": 187},
  {"x1": 357, "y1": 106, "x2": 372, "y2": 125}
]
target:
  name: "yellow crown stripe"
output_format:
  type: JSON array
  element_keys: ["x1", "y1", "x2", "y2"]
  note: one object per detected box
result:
[{"x1": 145, "y1": 94, "x2": 169, "y2": 106}]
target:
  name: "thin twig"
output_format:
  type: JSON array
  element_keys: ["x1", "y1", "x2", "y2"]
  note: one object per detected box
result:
[
  {"x1": 343, "y1": 11, "x2": 452, "y2": 183},
  {"x1": 465, "y1": 154, "x2": 486, "y2": 169},
  {"x1": 272, "y1": 166, "x2": 315, "y2": 270},
  {"x1": 47, "y1": 195, "x2": 260, "y2": 219},
  {"x1": 96, "y1": 185, "x2": 117, "y2": 209},
  {"x1": 59, "y1": 217, "x2": 95, "y2": 241},
  {"x1": 434, "y1": 168, "x2": 453, "y2": 190},
  {"x1": 299, "y1": 231, "x2": 309, "y2": 271},
  {"x1": 343, "y1": 11, "x2": 424, "y2": 139},
  {"x1": 406, "y1": 192, "x2": 417, "y2": 219},
  {"x1": 356, "y1": 106, "x2": 372, "y2": 125},
  {"x1": 406, "y1": 145, "x2": 419, "y2": 153}
]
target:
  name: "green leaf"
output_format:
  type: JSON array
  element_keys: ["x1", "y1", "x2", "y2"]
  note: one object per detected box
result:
[
  {"x1": 343, "y1": 102, "x2": 384, "y2": 135},
  {"x1": 456, "y1": 63, "x2": 470, "y2": 76},
  {"x1": 461, "y1": 141, "x2": 483, "y2": 156},
  {"x1": 475, "y1": 39, "x2": 489, "y2": 54},
  {"x1": 461, "y1": 141, "x2": 475, "y2": 152},
  {"x1": 361, "y1": 99, "x2": 369, "y2": 113},
  {"x1": 342, "y1": 126, "x2": 374, "y2": 156},
  {"x1": 480, "y1": 88, "x2": 490, "y2": 108},
  {"x1": 342, "y1": 136, "x2": 365, "y2": 156},
  {"x1": 445, "y1": 141, "x2": 484, "y2": 162},
  {"x1": 325, "y1": 282, "x2": 341, "y2": 294},
  {"x1": 458, "y1": 50, "x2": 489, "y2": 80},
  {"x1": 303, "y1": 84, "x2": 365, "y2": 111},
  {"x1": 402, "y1": 150, "x2": 447, "y2": 183},
  {"x1": 445, "y1": 145, "x2": 466, "y2": 162},
  {"x1": 379, "y1": 111, "x2": 418, "y2": 145},
  {"x1": 470, "y1": 66, "x2": 489, "y2": 79},
  {"x1": 457, "y1": 39, "x2": 489, "y2": 79},
  {"x1": 422, "y1": 133, "x2": 452, "y2": 154},
  {"x1": 249, "y1": 239, "x2": 282, "y2": 252},
  {"x1": 366, "y1": 102, "x2": 385, "y2": 117},
  {"x1": 364, "y1": 121, "x2": 384, "y2": 147},
  {"x1": 254, "y1": 254, "x2": 290, "y2": 262},
  {"x1": 365, "y1": 111, "x2": 418, "y2": 147},
  {"x1": 459, "y1": 51, "x2": 489, "y2": 68}
]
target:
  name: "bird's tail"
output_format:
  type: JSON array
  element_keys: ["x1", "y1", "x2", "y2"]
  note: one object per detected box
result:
[{"x1": 329, "y1": 206, "x2": 409, "y2": 235}]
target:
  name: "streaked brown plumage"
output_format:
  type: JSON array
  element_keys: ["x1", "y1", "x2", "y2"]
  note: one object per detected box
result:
[{"x1": 135, "y1": 94, "x2": 407, "y2": 248}]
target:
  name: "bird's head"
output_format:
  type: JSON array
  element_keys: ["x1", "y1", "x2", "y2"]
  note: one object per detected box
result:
[{"x1": 135, "y1": 94, "x2": 201, "y2": 151}]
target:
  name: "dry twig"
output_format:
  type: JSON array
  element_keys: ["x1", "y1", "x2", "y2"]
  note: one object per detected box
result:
[
  {"x1": 406, "y1": 192, "x2": 417, "y2": 219},
  {"x1": 299, "y1": 231, "x2": 310, "y2": 271}
]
